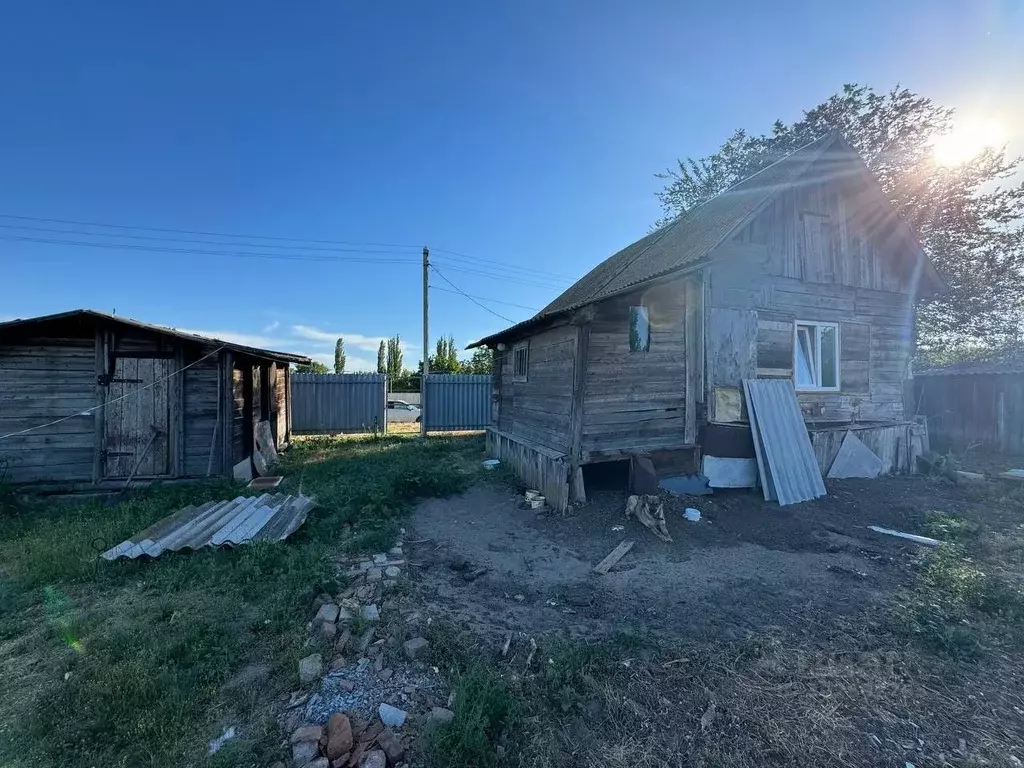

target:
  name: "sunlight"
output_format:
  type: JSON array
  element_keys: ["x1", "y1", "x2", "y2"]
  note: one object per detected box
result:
[{"x1": 931, "y1": 119, "x2": 1004, "y2": 166}]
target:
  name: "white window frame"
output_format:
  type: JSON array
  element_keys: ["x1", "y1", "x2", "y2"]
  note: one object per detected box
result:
[
  {"x1": 793, "y1": 320, "x2": 840, "y2": 392},
  {"x1": 512, "y1": 342, "x2": 529, "y2": 382}
]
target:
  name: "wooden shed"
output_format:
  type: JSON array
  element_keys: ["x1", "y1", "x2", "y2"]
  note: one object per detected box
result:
[
  {"x1": 915, "y1": 356, "x2": 1024, "y2": 454},
  {"x1": 471, "y1": 132, "x2": 944, "y2": 509},
  {"x1": 0, "y1": 309, "x2": 310, "y2": 491}
]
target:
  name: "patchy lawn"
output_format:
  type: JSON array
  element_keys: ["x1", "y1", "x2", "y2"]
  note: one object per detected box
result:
[{"x1": 0, "y1": 434, "x2": 483, "y2": 768}]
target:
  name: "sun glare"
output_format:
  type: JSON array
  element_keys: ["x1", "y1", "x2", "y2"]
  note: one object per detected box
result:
[{"x1": 931, "y1": 119, "x2": 1004, "y2": 166}]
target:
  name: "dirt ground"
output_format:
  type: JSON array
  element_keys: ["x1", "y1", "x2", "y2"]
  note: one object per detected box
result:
[
  {"x1": 403, "y1": 472, "x2": 1024, "y2": 767},
  {"x1": 406, "y1": 477, "x2": 942, "y2": 647}
]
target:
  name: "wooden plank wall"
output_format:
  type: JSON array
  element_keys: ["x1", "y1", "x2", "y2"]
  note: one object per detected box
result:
[
  {"x1": 486, "y1": 427, "x2": 570, "y2": 512},
  {"x1": 915, "y1": 373, "x2": 1024, "y2": 454},
  {"x1": 231, "y1": 366, "x2": 247, "y2": 465},
  {"x1": 732, "y1": 158, "x2": 912, "y2": 294},
  {"x1": 581, "y1": 286, "x2": 687, "y2": 457},
  {"x1": 708, "y1": 268, "x2": 911, "y2": 422},
  {"x1": 0, "y1": 337, "x2": 96, "y2": 483},
  {"x1": 274, "y1": 363, "x2": 288, "y2": 448},
  {"x1": 183, "y1": 355, "x2": 221, "y2": 476},
  {"x1": 497, "y1": 325, "x2": 575, "y2": 452}
]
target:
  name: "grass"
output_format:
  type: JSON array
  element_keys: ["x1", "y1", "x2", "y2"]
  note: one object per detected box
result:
[{"x1": 0, "y1": 433, "x2": 484, "y2": 768}]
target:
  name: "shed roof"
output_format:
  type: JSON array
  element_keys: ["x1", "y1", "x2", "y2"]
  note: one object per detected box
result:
[
  {"x1": 470, "y1": 132, "x2": 942, "y2": 348},
  {"x1": 0, "y1": 309, "x2": 312, "y2": 364},
  {"x1": 916, "y1": 353, "x2": 1024, "y2": 377}
]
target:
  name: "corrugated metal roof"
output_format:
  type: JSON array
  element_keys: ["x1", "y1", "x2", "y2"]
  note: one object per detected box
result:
[
  {"x1": 101, "y1": 492, "x2": 315, "y2": 560},
  {"x1": 470, "y1": 131, "x2": 942, "y2": 349},
  {"x1": 916, "y1": 353, "x2": 1024, "y2": 377},
  {"x1": 0, "y1": 309, "x2": 311, "y2": 364},
  {"x1": 743, "y1": 379, "x2": 827, "y2": 506}
]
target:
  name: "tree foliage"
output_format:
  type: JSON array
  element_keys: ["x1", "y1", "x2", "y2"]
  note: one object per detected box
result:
[
  {"x1": 295, "y1": 360, "x2": 329, "y2": 374},
  {"x1": 376, "y1": 341, "x2": 386, "y2": 374},
  {"x1": 655, "y1": 84, "x2": 1024, "y2": 358},
  {"x1": 385, "y1": 335, "x2": 404, "y2": 379},
  {"x1": 333, "y1": 337, "x2": 346, "y2": 374},
  {"x1": 430, "y1": 335, "x2": 461, "y2": 373},
  {"x1": 462, "y1": 347, "x2": 493, "y2": 375}
]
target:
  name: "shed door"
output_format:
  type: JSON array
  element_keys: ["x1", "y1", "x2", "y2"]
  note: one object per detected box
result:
[{"x1": 103, "y1": 357, "x2": 172, "y2": 478}]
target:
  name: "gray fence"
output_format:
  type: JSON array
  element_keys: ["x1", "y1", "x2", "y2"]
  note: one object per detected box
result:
[
  {"x1": 424, "y1": 374, "x2": 491, "y2": 431},
  {"x1": 291, "y1": 373, "x2": 386, "y2": 433}
]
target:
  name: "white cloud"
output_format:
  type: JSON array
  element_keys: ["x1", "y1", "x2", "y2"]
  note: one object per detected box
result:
[
  {"x1": 262, "y1": 320, "x2": 280, "y2": 333},
  {"x1": 310, "y1": 351, "x2": 377, "y2": 373},
  {"x1": 292, "y1": 325, "x2": 410, "y2": 353},
  {"x1": 177, "y1": 328, "x2": 289, "y2": 350}
]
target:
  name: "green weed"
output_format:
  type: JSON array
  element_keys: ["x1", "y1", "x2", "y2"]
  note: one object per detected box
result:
[{"x1": 0, "y1": 434, "x2": 485, "y2": 768}]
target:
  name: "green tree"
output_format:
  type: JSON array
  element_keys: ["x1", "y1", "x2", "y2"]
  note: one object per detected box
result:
[
  {"x1": 333, "y1": 337, "x2": 346, "y2": 374},
  {"x1": 430, "y1": 335, "x2": 461, "y2": 373},
  {"x1": 376, "y1": 340, "x2": 386, "y2": 374},
  {"x1": 295, "y1": 360, "x2": 329, "y2": 374},
  {"x1": 461, "y1": 347, "x2": 493, "y2": 374},
  {"x1": 654, "y1": 84, "x2": 1024, "y2": 359},
  {"x1": 386, "y1": 335, "x2": 404, "y2": 379}
]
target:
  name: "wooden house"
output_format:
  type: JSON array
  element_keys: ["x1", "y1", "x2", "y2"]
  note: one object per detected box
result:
[
  {"x1": 0, "y1": 309, "x2": 310, "y2": 490},
  {"x1": 470, "y1": 132, "x2": 943, "y2": 510}
]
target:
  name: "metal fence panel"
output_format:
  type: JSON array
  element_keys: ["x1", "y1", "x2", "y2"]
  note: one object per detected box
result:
[
  {"x1": 424, "y1": 374, "x2": 490, "y2": 430},
  {"x1": 291, "y1": 373, "x2": 386, "y2": 433}
]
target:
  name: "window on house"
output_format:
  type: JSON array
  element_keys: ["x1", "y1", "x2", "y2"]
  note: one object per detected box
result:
[
  {"x1": 794, "y1": 321, "x2": 839, "y2": 390},
  {"x1": 512, "y1": 343, "x2": 529, "y2": 381},
  {"x1": 629, "y1": 306, "x2": 650, "y2": 352}
]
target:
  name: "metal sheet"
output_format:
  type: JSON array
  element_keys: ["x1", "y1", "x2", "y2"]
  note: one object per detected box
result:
[
  {"x1": 742, "y1": 379, "x2": 826, "y2": 506},
  {"x1": 101, "y1": 492, "x2": 315, "y2": 560},
  {"x1": 291, "y1": 373, "x2": 386, "y2": 433},
  {"x1": 423, "y1": 374, "x2": 490, "y2": 431}
]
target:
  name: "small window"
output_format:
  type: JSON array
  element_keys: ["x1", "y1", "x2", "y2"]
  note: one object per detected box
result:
[
  {"x1": 629, "y1": 306, "x2": 650, "y2": 353},
  {"x1": 512, "y1": 343, "x2": 529, "y2": 381},
  {"x1": 794, "y1": 321, "x2": 839, "y2": 391}
]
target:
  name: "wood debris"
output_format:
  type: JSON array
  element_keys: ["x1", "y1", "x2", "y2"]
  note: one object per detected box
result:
[{"x1": 593, "y1": 540, "x2": 635, "y2": 574}]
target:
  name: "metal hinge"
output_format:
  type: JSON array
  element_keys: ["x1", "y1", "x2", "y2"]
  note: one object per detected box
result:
[{"x1": 97, "y1": 373, "x2": 111, "y2": 386}]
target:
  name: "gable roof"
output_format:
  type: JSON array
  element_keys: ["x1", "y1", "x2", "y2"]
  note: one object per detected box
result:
[
  {"x1": 471, "y1": 132, "x2": 942, "y2": 348},
  {"x1": 0, "y1": 309, "x2": 312, "y2": 364}
]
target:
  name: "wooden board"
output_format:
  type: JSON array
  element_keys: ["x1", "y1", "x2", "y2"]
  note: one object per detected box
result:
[{"x1": 593, "y1": 540, "x2": 634, "y2": 574}]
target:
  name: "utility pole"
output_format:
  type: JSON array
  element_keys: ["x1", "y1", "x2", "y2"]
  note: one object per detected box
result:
[{"x1": 421, "y1": 246, "x2": 429, "y2": 437}]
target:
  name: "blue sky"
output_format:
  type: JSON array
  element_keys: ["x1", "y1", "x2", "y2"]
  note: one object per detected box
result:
[{"x1": 1, "y1": 1, "x2": 1021, "y2": 370}]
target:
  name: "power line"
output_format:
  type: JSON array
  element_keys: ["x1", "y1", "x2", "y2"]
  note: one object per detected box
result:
[
  {"x1": 0, "y1": 222, "x2": 422, "y2": 256},
  {"x1": 430, "y1": 260, "x2": 570, "y2": 290},
  {"x1": 0, "y1": 235, "x2": 420, "y2": 263},
  {"x1": 0, "y1": 214, "x2": 575, "y2": 282},
  {"x1": 429, "y1": 265, "x2": 516, "y2": 324},
  {"x1": 0, "y1": 213, "x2": 421, "y2": 250},
  {"x1": 431, "y1": 247, "x2": 576, "y2": 281},
  {"x1": 430, "y1": 284, "x2": 540, "y2": 311},
  {"x1": 0, "y1": 346, "x2": 226, "y2": 441}
]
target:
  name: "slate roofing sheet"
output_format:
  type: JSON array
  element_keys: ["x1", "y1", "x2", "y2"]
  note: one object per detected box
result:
[
  {"x1": 471, "y1": 131, "x2": 941, "y2": 349},
  {"x1": 743, "y1": 379, "x2": 827, "y2": 506},
  {"x1": 101, "y1": 492, "x2": 315, "y2": 560}
]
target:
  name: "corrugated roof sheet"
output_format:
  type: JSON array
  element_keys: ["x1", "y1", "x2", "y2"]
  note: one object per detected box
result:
[
  {"x1": 743, "y1": 379, "x2": 827, "y2": 506},
  {"x1": 471, "y1": 131, "x2": 941, "y2": 349},
  {"x1": 101, "y1": 492, "x2": 315, "y2": 560},
  {"x1": 916, "y1": 353, "x2": 1024, "y2": 377},
  {"x1": 0, "y1": 309, "x2": 311, "y2": 364}
]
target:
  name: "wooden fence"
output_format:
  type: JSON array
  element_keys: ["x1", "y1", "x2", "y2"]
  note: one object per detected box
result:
[{"x1": 915, "y1": 372, "x2": 1024, "y2": 453}]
